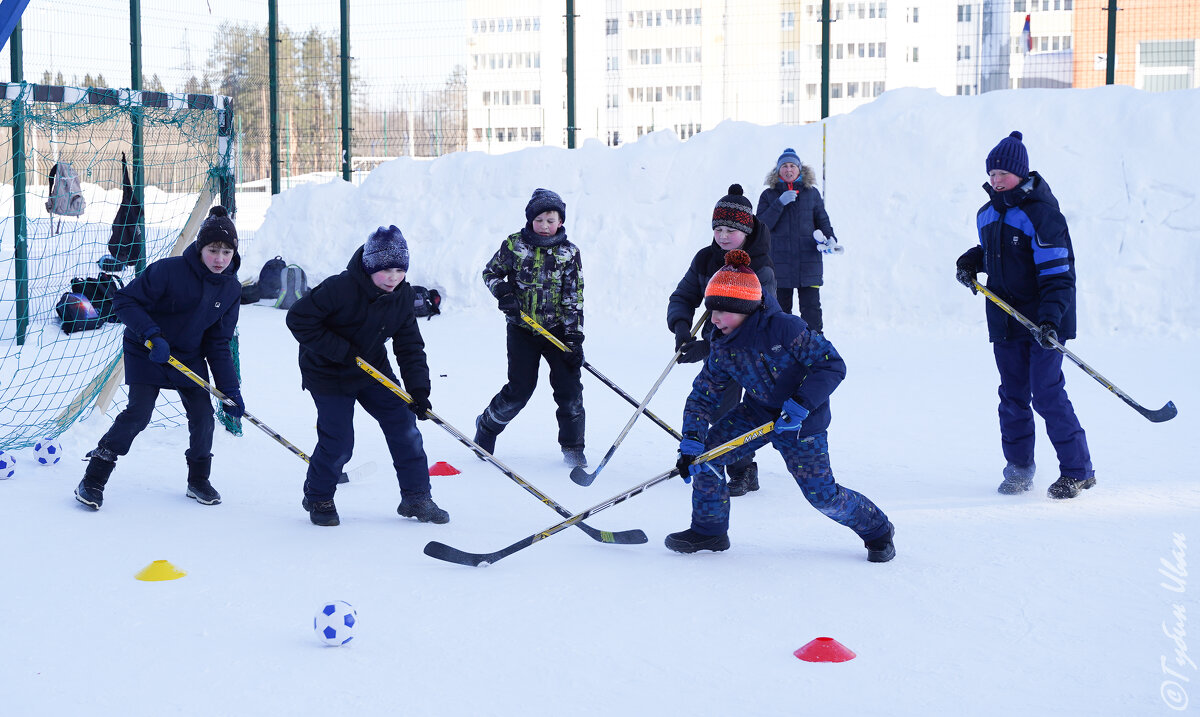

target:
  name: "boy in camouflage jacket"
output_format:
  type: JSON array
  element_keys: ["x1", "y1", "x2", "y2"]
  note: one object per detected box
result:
[{"x1": 474, "y1": 188, "x2": 588, "y2": 467}]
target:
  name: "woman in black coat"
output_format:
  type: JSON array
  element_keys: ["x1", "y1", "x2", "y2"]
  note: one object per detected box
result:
[{"x1": 756, "y1": 148, "x2": 836, "y2": 333}]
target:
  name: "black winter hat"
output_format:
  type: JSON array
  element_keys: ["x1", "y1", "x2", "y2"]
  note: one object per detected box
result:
[
  {"x1": 196, "y1": 206, "x2": 238, "y2": 250},
  {"x1": 712, "y1": 184, "x2": 754, "y2": 234},
  {"x1": 986, "y1": 131, "x2": 1029, "y2": 179},
  {"x1": 361, "y1": 225, "x2": 410, "y2": 274},
  {"x1": 525, "y1": 188, "x2": 566, "y2": 223}
]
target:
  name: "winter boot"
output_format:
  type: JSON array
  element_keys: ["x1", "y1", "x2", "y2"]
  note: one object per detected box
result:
[
  {"x1": 397, "y1": 494, "x2": 450, "y2": 524},
  {"x1": 726, "y1": 462, "x2": 759, "y2": 497},
  {"x1": 864, "y1": 522, "x2": 896, "y2": 563},
  {"x1": 562, "y1": 447, "x2": 587, "y2": 468},
  {"x1": 1047, "y1": 475, "x2": 1097, "y2": 500},
  {"x1": 185, "y1": 455, "x2": 221, "y2": 505},
  {"x1": 473, "y1": 414, "x2": 499, "y2": 457},
  {"x1": 302, "y1": 497, "x2": 340, "y2": 526},
  {"x1": 74, "y1": 454, "x2": 117, "y2": 510},
  {"x1": 997, "y1": 461, "x2": 1035, "y2": 495},
  {"x1": 664, "y1": 528, "x2": 730, "y2": 554}
]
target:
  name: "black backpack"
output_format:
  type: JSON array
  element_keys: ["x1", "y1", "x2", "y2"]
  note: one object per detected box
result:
[
  {"x1": 412, "y1": 285, "x2": 442, "y2": 319},
  {"x1": 257, "y1": 256, "x2": 287, "y2": 300},
  {"x1": 104, "y1": 152, "x2": 144, "y2": 271},
  {"x1": 55, "y1": 273, "x2": 124, "y2": 334}
]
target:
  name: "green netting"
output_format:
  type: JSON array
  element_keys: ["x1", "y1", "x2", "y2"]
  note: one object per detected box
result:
[{"x1": 0, "y1": 84, "x2": 229, "y2": 451}]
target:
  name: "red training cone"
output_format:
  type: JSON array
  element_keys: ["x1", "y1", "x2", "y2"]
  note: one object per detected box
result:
[
  {"x1": 429, "y1": 461, "x2": 461, "y2": 476},
  {"x1": 793, "y1": 637, "x2": 856, "y2": 663}
]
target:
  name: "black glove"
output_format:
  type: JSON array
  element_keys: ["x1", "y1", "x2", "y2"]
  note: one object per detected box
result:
[
  {"x1": 145, "y1": 328, "x2": 171, "y2": 364},
  {"x1": 955, "y1": 250, "x2": 981, "y2": 294},
  {"x1": 1032, "y1": 322, "x2": 1059, "y2": 349},
  {"x1": 407, "y1": 387, "x2": 433, "y2": 420},
  {"x1": 495, "y1": 282, "x2": 520, "y2": 316},
  {"x1": 678, "y1": 339, "x2": 709, "y2": 364},
  {"x1": 672, "y1": 322, "x2": 693, "y2": 350},
  {"x1": 561, "y1": 329, "x2": 584, "y2": 370},
  {"x1": 222, "y1": 389, "x2": 245, "y2": 418}
]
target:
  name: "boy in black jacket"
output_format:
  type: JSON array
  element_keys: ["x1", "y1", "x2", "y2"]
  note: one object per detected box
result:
[
  {"x1": 75, "y1": 206, "x2": 243, "y2": 510},
  {"x1": 285, "y1": 226, "x2": 448, "y2": 527}
]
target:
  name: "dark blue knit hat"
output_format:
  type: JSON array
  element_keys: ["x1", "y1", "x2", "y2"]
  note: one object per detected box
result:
[
  {"x1": 197, "y1": 206, "x2": 238, "y2": 250},
  {"x1": 525, "y1": 188, "x2": 566, "y2": 223},
  {"x1": 361, "y1": 225, "x2": 410, "y2": 274},
  {"x1": 986, "y1": 131, "x2": 1029, "y2": 179},
  {"x1": 775, "y1": 147, "x2": 801, "y2": 172}
]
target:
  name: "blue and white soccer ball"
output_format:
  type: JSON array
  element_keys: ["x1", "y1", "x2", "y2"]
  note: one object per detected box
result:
[
  {"x1": 0, "y1": 450, "x2": 14, "y2": 479},
  {"x1": 314, "y1": 600, "x2": 357, "y2": 646},
  {"x1": 33, "y1": 440, "x2": 62, "y2": 466}
]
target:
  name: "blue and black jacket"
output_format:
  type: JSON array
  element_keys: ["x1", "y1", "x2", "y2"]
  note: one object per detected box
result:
[{"x1": 964, "y1": 171, "x2": 1077, "y2": 342}]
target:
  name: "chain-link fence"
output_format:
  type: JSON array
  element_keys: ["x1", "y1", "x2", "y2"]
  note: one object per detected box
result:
[{"x1": 4, "y1": 0, "x2": 1197, "y2": 189}]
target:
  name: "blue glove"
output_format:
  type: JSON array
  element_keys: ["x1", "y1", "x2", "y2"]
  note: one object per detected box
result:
[
  {"x1": 145, "y1": 328, "x2": 171, "y2": 365},
  {"x1": 779, "y1": 190, "x2": 798, "y2": 206},
  {"x1": 223, "y1": 389, "x2": 245, "y2": 418},
  {"x1": 676, "y1": 438, "x2": 705, "y2": 484},
  {"x1": 774, "y1": 398, "x2": 810, "y2": 434}
]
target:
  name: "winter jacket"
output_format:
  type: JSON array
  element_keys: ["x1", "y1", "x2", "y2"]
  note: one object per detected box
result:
[
  {"x1": 756, "y1": 163, "x2": 834, "y2": 289},
  {"x1": 114, "y1": 242, "x2": 241, "y2": 392},
  {"x1": 682, "y1": 304, "x2": 845, "y2": 442},
  {"x1": 666, "y1": 218, "x2": 779, "y2": 342},
  {"x1": 285, "y1": 246, "x2": 431, "y2": 396},
  {"x1": 483, "y1": 226, "x2": 583, "y2": 334},
  {"x1": 962, "y1": 171, "x2": 1077, "y2": 343}
]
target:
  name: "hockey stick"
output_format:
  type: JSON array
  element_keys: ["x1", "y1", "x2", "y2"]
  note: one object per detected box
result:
[
  {"x1": 569, "y1": 311, "x2": 710, "y2": 487},
  {"x1": 973, "y1": 280, "x2": 1177, "y2": 423},
  {"x1": 518, "y1": 312, "x2": 682, "y2": 441},
  {"x1": 160, "y1": 347, "x2": 369, "y2": 483},
  {"x1": 355, "y1": 357, "x2": 648, "y2": 546},
  {"x1": 423, "y1": 420, "x2": 775, "y2": 567}
]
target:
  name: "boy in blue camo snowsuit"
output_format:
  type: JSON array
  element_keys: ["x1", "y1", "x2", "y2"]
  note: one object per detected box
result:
[
  {"x1": 474, "y1": 189, "x2": 587, "y2": 467},
  {"x1": 666, "y1": 249, "x2": 894, "y2": 562},
  {"x1": 955, "y1": 131, "x2": 1095, "y2": 500}
]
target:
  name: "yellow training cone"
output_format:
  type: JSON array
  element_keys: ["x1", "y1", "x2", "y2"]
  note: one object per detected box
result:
[{"x1": 135, "y1": 559, "x2": 187, "y2": 581}]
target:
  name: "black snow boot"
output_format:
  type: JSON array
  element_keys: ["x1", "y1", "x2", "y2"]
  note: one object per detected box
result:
[
  {"x1": 664, "y1": 528, "x2": 730, "y2": 554},
  {"x1": 864, "y1": 522, "x2": 896, "y2": 563},
  {"x1": 397, "y1": 494, "x2": 450, "y2": 524},
  {"x1": 561, "y1": 447, "x2": 587, "y2": 468},
  {"x1": 75, "y1": 454, "x2": 116, "y2": 510},
  {"x1": 1047, "y1": 475, "x2": 1097, "y2": 500},
  {"x1": 185, "y1": 455, "x2": 221, "y2": 505},
  {"x1": 473, "y1": 414, "x2": 499, "y2": 457},
  {"x1": 997, "y1": 461, "x2": 1035, "y2": 495},
  {"x1": 727, "y1": 462, "x2": 759, "y2": 497},
  {"x1": 302, "y1": 497, "x2": 340, "y2": 526}
]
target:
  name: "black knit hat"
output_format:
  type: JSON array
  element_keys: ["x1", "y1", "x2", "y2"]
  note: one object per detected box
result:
[
  {"x1": 196, "y1": 206, "x2": 237, "y2": 250},
  {"x1": 712, "y1": 184, "x2": 754, "y2": 234},
  {"x1": 986, "y1": 131, "x2": 1029, "y2": 179},
  {"x1": 361, "y1": 225, "x2": 410, "y2": 274},
  {"x1": 525, "y1": 188, "x2": 566, "y2": 223}
]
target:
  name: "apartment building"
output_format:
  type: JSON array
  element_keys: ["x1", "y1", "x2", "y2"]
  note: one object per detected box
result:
[{"x1": 1072, "y1": 0, "x2": 1199, "y2": 91}]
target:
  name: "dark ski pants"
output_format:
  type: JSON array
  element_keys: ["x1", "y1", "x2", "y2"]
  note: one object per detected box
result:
[
  {"x1": 993, "y1": 338, "x2": 1093, "y2": 480},
  {"x1": 689, "y1": 400, "x2": 890, "y2": 541},
  {"x1": 716, "y1": 384, "x2": 754, "y2": 473},
  {"x1": 480, "y1": 323, "x2": 585, "y2": 450},
  {"x1": 775, "y1": 286, "x2": 823, "y2": 333},
  {"x1": 305, "y1": 381, "x2": 431, "y2": 503},
  {"x1": 99, "y1": 383, "x2": 215, "y2": 461}
]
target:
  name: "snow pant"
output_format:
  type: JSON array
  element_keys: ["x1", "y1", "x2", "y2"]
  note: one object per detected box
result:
[
  {"x1": 689, "y1": 400, "x2": 889, "y2": 541},
  {"x1": 305, "y1": 380, "x2": 431, "y2": 503},
  {"x1": 716, "y1": 384, "x2": 754, "y2": 473},
  {"x1": 98, "y1": 383, "x2": 215, "y2": 462},
  {"x1": 479, "y1": 323, "x2": 585, "y2": 450},
  {"x1": 993, "y1": 338, "x2": 1093, "y2": 480},
  {"x1": 775, "y1": 286, "x2": 823, "y2": 333}
]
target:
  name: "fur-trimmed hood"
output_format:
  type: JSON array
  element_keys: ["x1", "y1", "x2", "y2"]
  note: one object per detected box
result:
[{"x1": 763, "y1": 162, "x2": 817, "y2": 189}]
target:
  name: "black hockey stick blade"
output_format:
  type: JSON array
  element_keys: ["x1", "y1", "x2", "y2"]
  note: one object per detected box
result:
[
  {"x1": 1134, "y1": 400, "x2": 1177, "y2": 423},
  {"x1": 575, "y1": 521, "x2": 647, "y2": 544},
  {"x1": 424, "y1": 537, "x2": 536, "y2": 567}
]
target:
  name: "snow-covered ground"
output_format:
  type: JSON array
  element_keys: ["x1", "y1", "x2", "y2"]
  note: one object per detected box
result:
[{"x1": 2, "y1": 86, "x2": 1198, "y2": 715}]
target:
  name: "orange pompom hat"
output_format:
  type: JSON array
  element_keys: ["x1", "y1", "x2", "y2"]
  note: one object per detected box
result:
[{"x1": 704, "y1": 249, "x2": 762, "y2": 314}]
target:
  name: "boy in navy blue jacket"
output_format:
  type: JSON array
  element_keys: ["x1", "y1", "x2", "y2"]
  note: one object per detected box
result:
[
  {"x1": 667, "y1": 250, "x2": 894, "y2": 562},
  {"x1": 75, "y1": 206, "x2": 244, "y2": 510},
  {"x1": 956, "y1": 131, "x2": 1094, "y2": 499},
  {"x1": 285, "y1": 226, "x2": 448, "y2": 527}
]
